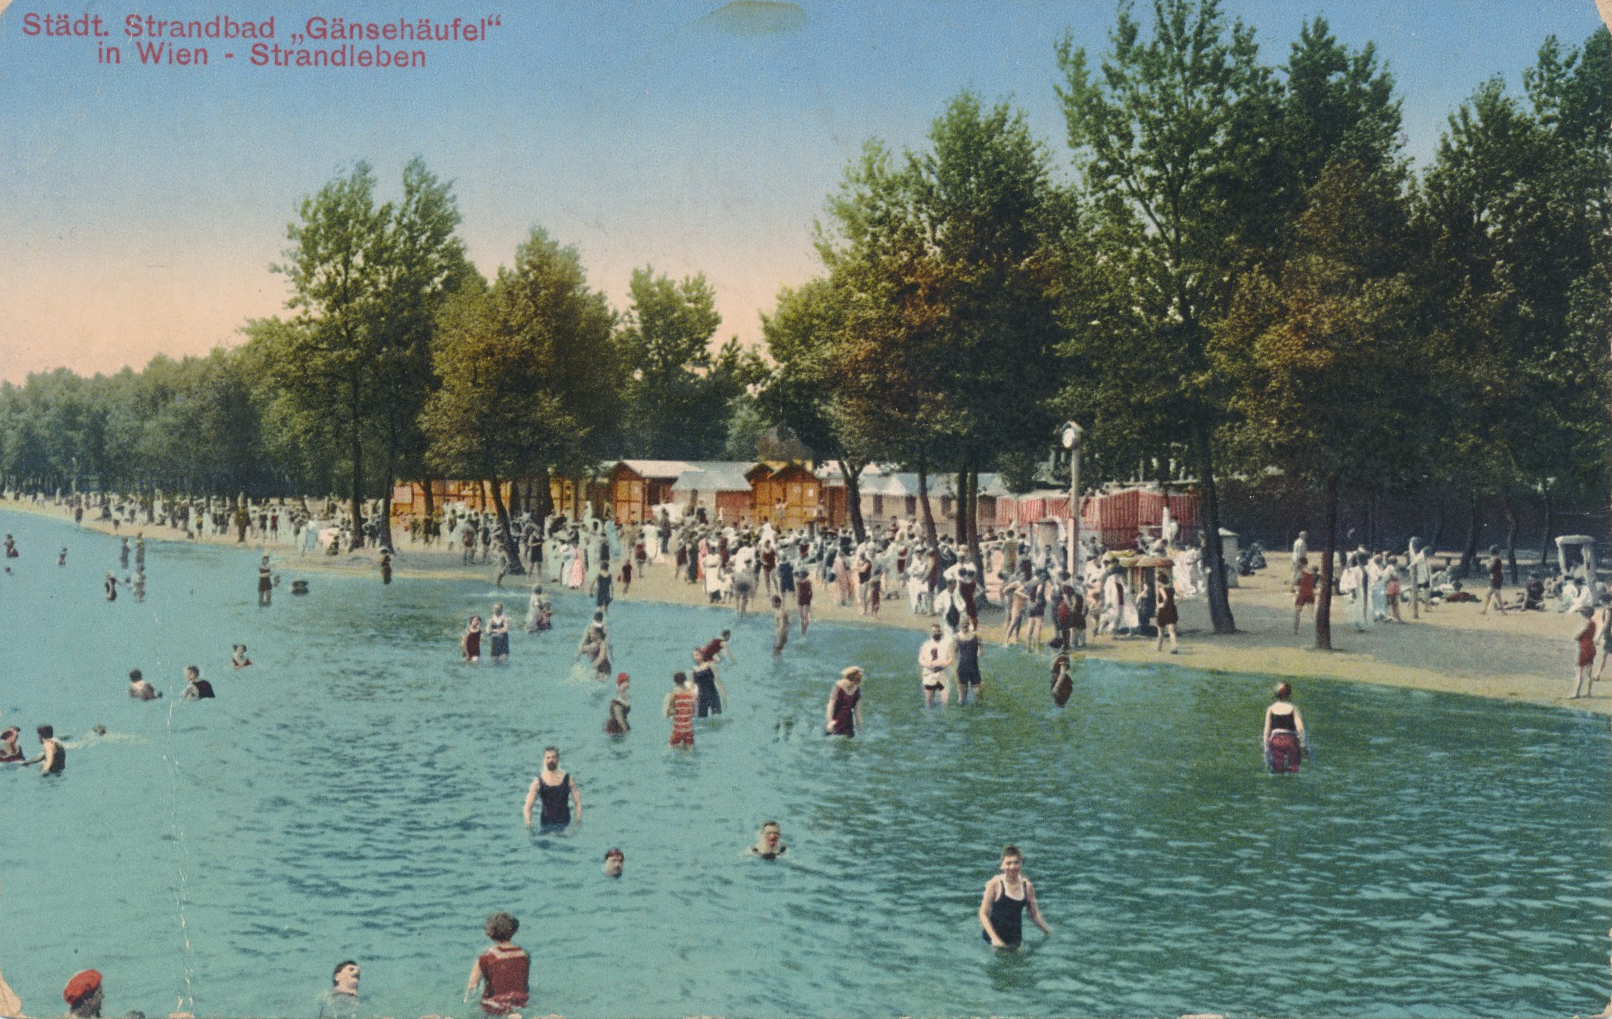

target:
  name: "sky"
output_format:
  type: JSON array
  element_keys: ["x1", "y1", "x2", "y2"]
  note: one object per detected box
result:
[{"x1": 0, "y1": 0, "x2": 1604, "y2": 384}]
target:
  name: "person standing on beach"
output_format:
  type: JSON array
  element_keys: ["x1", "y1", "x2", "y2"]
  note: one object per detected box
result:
[
  {"x1": 1572, "y1": 607, "x2": 1598, "y2": 699},
  {"x1": 979, "y1": 846, "x2": 1052, "y2": 949},
  {"x1": 1154, "y1": 579, "x2": 1179, "y2": 653},
  {"x1": 1292, "y1": 562, "x2": 1319, "y2": 633},
  {"x1": 1481, "y1": 548, "x2": 1508, "y2": 616}
]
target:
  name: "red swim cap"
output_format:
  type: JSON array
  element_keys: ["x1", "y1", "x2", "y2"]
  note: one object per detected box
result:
[
  {"x1": 616, "y1": 672, "x2": 630, "y2": 686},
  {"x1": 64, "y1": 969, "x2": 102, "y2": 1006}
]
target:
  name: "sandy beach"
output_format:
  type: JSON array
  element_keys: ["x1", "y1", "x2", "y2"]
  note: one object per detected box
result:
[{"x1": 12, "y1": 497, "x2": 1607, "y2": 718}]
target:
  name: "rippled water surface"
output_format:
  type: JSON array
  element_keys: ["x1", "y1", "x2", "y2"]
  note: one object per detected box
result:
[{"x1": 1, "y1": 510, "x2": 1608, "y2": 1017}]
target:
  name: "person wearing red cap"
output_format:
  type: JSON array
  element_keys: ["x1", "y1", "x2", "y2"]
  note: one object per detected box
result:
[
  {"x1": 604, "y1": 674, "x2": 631, "y2": 735},
  {"x1": 63, "y1": 969, "x2": 103, "y2": 1018}
]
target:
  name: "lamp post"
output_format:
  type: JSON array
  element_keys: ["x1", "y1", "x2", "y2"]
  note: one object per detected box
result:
[{"x1": 1060, "y1": 421, "x2": 1083, "y2": 580}]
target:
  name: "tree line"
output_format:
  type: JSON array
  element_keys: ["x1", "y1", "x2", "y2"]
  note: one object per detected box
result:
[{"x1": 1, "y1": 1, "x2": 1605, "y2": 644}]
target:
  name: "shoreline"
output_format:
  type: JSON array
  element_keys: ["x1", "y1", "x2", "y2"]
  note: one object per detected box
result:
[{"x1": 6, "y1": 497, "x2": 1607, "y2": 717}]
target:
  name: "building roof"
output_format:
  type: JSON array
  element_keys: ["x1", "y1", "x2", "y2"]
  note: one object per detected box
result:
[{"x1": 670, "y1": 465, "x2": 754, "y2": 493}]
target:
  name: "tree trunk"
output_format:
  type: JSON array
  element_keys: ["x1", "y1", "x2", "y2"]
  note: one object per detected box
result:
[
  {"x1": 1539, "y1": 487, "x2": 1554, "y2": 571},
  {"x1": 1502, "y1": 495, "x2": 1519, "y2": 584},
  {"x1": 917, "y1": 458, "x2": 937, "y2": 546},
  {"x1": 1429, "y1": 494, "x2": 1445, "y2": 552},
  {"x1": 1458, "y1": 490, "x2": 1480, "y2": 578},
  {"x1": 947, "y1": 470, "x2": 960, "y2": 548},
  {"x1": 1317, "y1": 471, "x2": 1339, "y2": 650},
  {"x1": 379, "y1": 444, "x2": 397, "y2": 550},
  {"x1": 487, "y1": 474, "x2": 526, "y2": 575},
  {"x1": 348, "y1": 370, "x2": 366, "y2": 549},
  {"x1": 839, "y1": 459, "x2": 867, "y2": 543},
  {"x1": 533, "y1": 467, "x2": 554, "y2": 522},
  {"x1": 966, "y1": 469, "x2": 982, "y2": 561},
  {"x1": 422, "y1": 477, "x2": 437, "y2": 542},
  {"x1": 1192, "y1": 423, "x2": 1236, "y2": 633}
]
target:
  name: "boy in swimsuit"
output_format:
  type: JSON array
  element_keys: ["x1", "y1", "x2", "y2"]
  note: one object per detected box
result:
[{"x1": 979, "y1": 845, "x2": 1051, "y2": 949}]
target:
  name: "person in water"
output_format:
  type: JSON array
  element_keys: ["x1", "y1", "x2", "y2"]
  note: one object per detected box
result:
[
  {"x1": 749, "y1": 821, "x2": 788, "y2": 860},
  {"x1": 824, "y1": 666, "x2": 864, "y2": 737},
  {"x1": 258, "y1": 554, "x2": 273, "y2": 607},
  {"x1": 0, "y1": 727, "x2": 23, "y2": 763},
  {"x1": 523, "y1": 747, "x2": 582, "y2": 828},
  {"x1": 690, "y1": 649, "x2": 727, "y2": 719},
  {"x1": 664, "y1": 671, "x2": 696, "y2": 748},
  {"x1": 954, "y1": 618, "x2": 984, "y2": 705},
  {"x1": 316, "y1": 960, "x2": 361, "y2": 1019},
  {"x1": 182, "y1": 665, "x2": 215, "y2": 699},
  {"x1": 978, "y1": 845, "x2": 1052, "y2": 949},
  {"x1": 605, "y1": 673, "x2": 631, "y2": 735},
  {"x1": 104, "y1": 572, "x2": 118, "y2": 601},
  {"x1": 1262, "y1": 681, "x2": 1309, "y2": 773},
  {"x1": 525, "y1": 583, "x2": 551, "y2": 633},
  {"x1": 128, "y1": 669, "x2": 162, "y2": 700},
  {"x1": 487, "y1": 603, "x2": 511, "y2": 664},
  {"x1": 58, "y1": 547, "x2": 67, "y2": 567},
  {"x1": 772, "y1": 595, "x2": 789, "y2": 657},
  {"x1": 464, "y1": 911, "x2": 529, "y2": 1016},
  {"x1": 602, "y1": 848, "x2": 625, "y2": 878},
  {"x1": 24, "y1": 725, "x2": 65, "y2": 775},
  {"x1": 462, "y1": 615, "x2": 483, "y2": 664},
  {"x1": 379, "y1": 551, "x2": 393, "y2": 585},
  {"x1": 231, "y1": 645, "x2": 253, "y2": 669},
  {"x1": 62, "y1": 968, "x2": 103, "y2": 1018}
]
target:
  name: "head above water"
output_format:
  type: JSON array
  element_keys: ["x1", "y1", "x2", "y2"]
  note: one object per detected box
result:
[{"x1": 484, "y1": 911, "x2": 519, "y2": 942}]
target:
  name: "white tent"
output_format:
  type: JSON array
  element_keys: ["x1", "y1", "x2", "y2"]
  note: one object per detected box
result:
[{"x1": 1555, "y1": 535, "x2": 1596, "y2": 579}]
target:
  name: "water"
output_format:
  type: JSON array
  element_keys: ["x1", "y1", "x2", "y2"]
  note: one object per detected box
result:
[{"x1": 1, "y1": 510, "x2": 1608, "y2": 1018}]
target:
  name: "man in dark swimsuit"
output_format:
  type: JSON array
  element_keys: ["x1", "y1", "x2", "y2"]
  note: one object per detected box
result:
[{"x1": 523, "y1": 747, "x2": 581, "y2": 828}]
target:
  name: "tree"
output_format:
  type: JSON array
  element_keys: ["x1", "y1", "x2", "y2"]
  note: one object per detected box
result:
[
  {"x1": 423, "y1": 228, "x2": 622, "y2": 568},
  {"x1": 268, "y1": 161, "x2": 392, "y2": 545},
  {"x1": 1057, "y1": 0, "x2": 1284, "y2": 632},
  {"x1": 619, "y1": 268, "x2": 732, "y2": 459},
  {"x1": 815, "y1": 93, "x2": 1069, "y2": 549}
]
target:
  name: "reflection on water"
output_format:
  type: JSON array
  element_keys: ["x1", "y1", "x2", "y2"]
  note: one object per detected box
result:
[{"x1": 0, "y1": 511, "x2": 1608, "y2": 1018}]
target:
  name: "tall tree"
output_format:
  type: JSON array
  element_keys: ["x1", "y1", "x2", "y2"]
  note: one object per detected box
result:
[
  {"x1": 424, "y1": 228, "x2": 621, "y2": 568},
  {"x1": 619, "y1": 268, "x2": 729, "y2": 459},
  {"x1": 1056, "y1": 0, "x2": 1281, "y2": 632},
  {"x1": 269, "y1": 161, "x2": 392, "y2": 546}
]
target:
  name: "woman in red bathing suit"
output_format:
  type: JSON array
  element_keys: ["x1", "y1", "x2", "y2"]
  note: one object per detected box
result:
[
  {"x1": 825, "y1": 666, "x2": 863, "y2": 737},
  {"x1": 664, "y1": 671, "x2": 696, "y2": 747},
  {"x1": 465, "y1": 912, "x2": 529, "y2": 1016}
]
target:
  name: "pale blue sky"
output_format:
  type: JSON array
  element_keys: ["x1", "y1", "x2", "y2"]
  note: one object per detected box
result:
[{"x1": 0, "y1": 0, "x2": 1602, "y2": 382}]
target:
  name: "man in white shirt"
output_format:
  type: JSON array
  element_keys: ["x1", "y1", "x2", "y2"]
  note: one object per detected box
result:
[{"x1": 917, "y1": 624, "x2": 953, "y2": 707}]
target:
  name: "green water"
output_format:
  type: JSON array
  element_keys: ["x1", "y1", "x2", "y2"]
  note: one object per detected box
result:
[{"x1": 1, "y1": 510, "x2": 1607, "y2": 1017}]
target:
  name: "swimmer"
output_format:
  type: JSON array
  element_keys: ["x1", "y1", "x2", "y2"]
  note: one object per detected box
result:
[
  {"x1": 605, "y1": 673, "x2": 631, "y2": 735},
  {"x1": 602, "y1": 848, "x2": 625, "y2": 878},
  {"x1": 749, "y1": 821, "x2": 788, "y2": 860},
  {"x1": 525, "y1": 583, "x2": 551, "y2": 633},
  {"x1": 955, "y1": 618, "x2": 984, "y2": 705},
  {"x1": 379, "y1": 551, "x2": 393, "y2": 585},
  {"x1": 577, "y1": 612, "x2": 608, "y2": 660},
  {"x1": 464, "y1": 912, "x2": 530, "y2": 1016},
  {"x1": 104, "y1": 572, "x2": 118, "y2": 602},
  {"x1": 462, "y1": 615, "x2": 483, "y2": 663},
  {"x1": 690, "y1": 649, "x2": 727, "y2": 718},
  {"x1": 522, "y1": 746, "x2": 581, "y2": 828},
  {"x1": 316, "y1": 960, "x2": 361, "y2": 1019},
  {"x1": 128, "y1": 669, "x2": 162, "y2": 700},
  {"x1": 979, "y1": 845, "x2": 1052, "y2": 949},
  {"x1": 62, "y1": 968, "x2": 103, "y2": 1019},
  {"x1": 1262, "y1": 681, "x2": 1308, "y2": 773},
  {"x1": 796, "y1": 570, "x2": 813, "y2": 634},
  {"x1": 231, "y1": 645, "x2": 253, "y2": 669},
  {"x1": 58, "y1": 547, "x2": 67, "y2": 567},
  {"x1": 22, "y1": 725, "x2": 65, "y2": 775},
  {"x1": 487, "y1": 603, "x2": 511, "y2": 664},
  {"x1": 0, "y1": 727, "x2": 22, "y2": 763},
  {"x1": 181, "y1": 665, "x2": 215, "y2": 700},
  {"x1": 698, "y1": 629, "x2": 737, "y2": 665},
  {"x1": 258, "y1": 555, "x2": 273, "y2": 607},
  {"x1": 664, "y1": 671, "x2": 696, "y2": 747},
  {"x1": 131, "y1": 570, "x2": 145, "y2": 602},
  {"x1": 824, "y1": 666, "x2": 863, "y2": 737},
  {"x1": 772, "y1": 595, "x2": 789, "y2": 656},
  {"x1": 1049, "y1": 653, "x2": 1073, "y2": 707}
]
